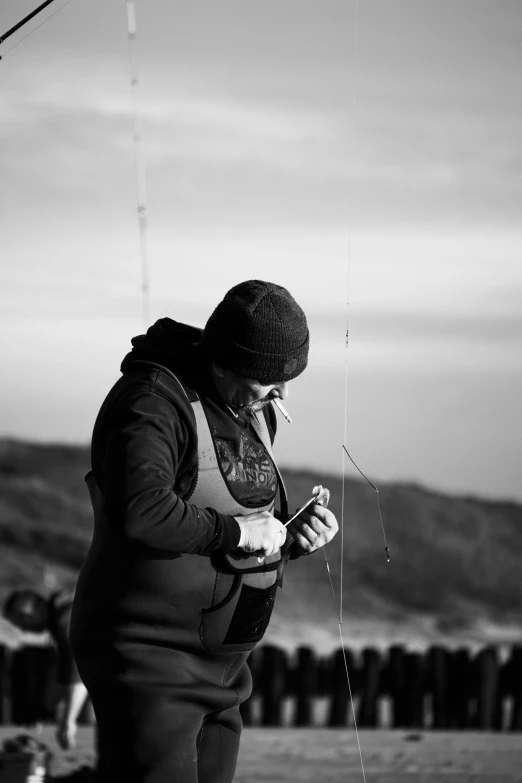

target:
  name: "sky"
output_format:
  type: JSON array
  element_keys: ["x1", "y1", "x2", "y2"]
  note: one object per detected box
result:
[{"x1": 1, "y1": 0, "x2": 521, "y2": 501}]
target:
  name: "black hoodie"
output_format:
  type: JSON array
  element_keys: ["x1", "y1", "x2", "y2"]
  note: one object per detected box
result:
[{"x1": 90, "y1": 318, "x2": 277, "y2": 556}]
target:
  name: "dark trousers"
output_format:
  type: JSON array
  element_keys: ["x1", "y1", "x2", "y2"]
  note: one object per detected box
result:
[{"x1": 92, "y1": 685, "x2": 242, "y2": 783}]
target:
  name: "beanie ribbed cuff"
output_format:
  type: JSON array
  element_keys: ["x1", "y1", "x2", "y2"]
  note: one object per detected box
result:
[{"x1": 204, "y1": 328, "x2": 309, "y2": 384}]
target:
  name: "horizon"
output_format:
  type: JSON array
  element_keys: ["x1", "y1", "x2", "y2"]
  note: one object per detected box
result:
[{"x1": 1, "y1": 434, "x2": 520, "y2": 508}]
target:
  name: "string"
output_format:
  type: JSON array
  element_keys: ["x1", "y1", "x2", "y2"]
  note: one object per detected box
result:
[
  {"x1": 323, "y1": 547, "x2": 367, "y2": 782},
  {"x1": 325, "y1": 1, "x2": 368, "y2": 780},
  {"x1": 340, "y1": 0, "x2": 360, "y2": 630},
  {"x1": 343, "y1": 445, "x2": 390, "y2": 562},
  {"x1": 126, "y1": 0, "x2": 151, "y2": 330},
  {"x1": 338, "y1": 0, "x2": 390, "y2": 568},
  {"x1": 0, "y1": 0, "x2": 77, "y2": 59}
]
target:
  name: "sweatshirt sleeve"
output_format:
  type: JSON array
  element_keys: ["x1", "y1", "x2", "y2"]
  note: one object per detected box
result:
[{"x1": 101, "y1": 388, "x2": 241, "y2": 554}]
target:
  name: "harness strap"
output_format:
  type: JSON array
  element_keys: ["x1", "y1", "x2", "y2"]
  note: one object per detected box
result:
[{"x1": 252, "y1": 410, "x2": 289, "y2": 519}]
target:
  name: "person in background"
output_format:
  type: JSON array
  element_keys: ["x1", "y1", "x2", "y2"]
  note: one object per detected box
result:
[{"x1": 3, "y1": 586, "x2": 89, "y2": 752}]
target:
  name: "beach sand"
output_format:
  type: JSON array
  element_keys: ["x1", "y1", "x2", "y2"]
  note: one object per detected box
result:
[{"x1": 2, "y1": 725, "x2": 522, "y2": 782}]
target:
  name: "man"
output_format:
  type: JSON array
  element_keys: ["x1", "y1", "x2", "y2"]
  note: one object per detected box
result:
[{"x1": 70, "y1": 279, "x2": 338, "y2": 782}]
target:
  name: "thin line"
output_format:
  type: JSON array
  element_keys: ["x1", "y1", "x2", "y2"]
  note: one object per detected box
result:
[
  {"x1": 335, "y1": 3, "x2": 368, "y2": 780},
  {"x1": 343, "y1": 444, "x2": 390, "y2": 561},
  {"x1": 337, "y1": 623, "x2": 367, "y2": 783},
  {"x1": 323, "y1": 549, "x2": 341, "y2": 623},
  {"x1": 340, "y1": 0, "x2": 361, "y2": 667},
  {"x1": 341, "y1": 354, "x2": 347, "y2": 621},
  {"x1": 324, "y1": 554, "x2": 366, "y2": 781},
  {"x1": 327, "y1": 2, "x2": 368, "y2": 777},
  {"x1": 374, "y1": 492, "x2": 389, "y2": 560},
  {"x1": 340, "y1": 0, "x2": 390, "y2": 566},
  {"x1": 343, "y1": 444, "x2": 376, "y2": 490},
  {"x1": 0, "y1": 0, "x2": 57, "y2": 45},
  {"x1": 0, "y1": 0, "x2": 77, "y2": 58},
  {"x1": 324, "y1": 556, "x2": 367, "y2": 782},
  {"x1": 341, "y1": 0, "x2": 360, "y2": 644}
]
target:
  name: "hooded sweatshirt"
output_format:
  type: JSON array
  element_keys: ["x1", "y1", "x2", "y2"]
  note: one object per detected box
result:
[{"x1": 90, "y1": 318, "x2": 278, "y2": 556}]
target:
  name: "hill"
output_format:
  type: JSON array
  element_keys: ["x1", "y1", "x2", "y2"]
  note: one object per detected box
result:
[{"x1": 0, "y1": 438, "x2": 521, "y2": 652}]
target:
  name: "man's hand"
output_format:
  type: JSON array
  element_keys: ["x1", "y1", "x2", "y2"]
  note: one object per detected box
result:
[
  {"x1": 55, "y1": 681, "x2": 89, "y2": 750},
  {"x1": 287, "y1": 485, "x2": 338, "y2": 555},
  {"x1": 56, "y1": 718, "x2": 78, "y2": 750},
  {"x1": 234, "y1": 510, "x2": 287, "y2": 558}
]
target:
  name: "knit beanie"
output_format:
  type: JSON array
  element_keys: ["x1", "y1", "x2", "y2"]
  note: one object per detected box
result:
[{"x1": 202, "y1": 280, "x2": 309, "y2": 384}]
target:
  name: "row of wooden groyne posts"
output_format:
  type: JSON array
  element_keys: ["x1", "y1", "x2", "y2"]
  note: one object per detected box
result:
[{"x1": 1, "y1": 642, "x2": 521, "y2": 731}]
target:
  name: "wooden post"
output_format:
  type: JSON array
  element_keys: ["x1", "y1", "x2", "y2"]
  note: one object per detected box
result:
[
  {"x1": 317, "y1": 654, "x2": 331, "y2": 698},
  {"x1": 507, "y1": 645, "x2": 522, "y2": 731},
  {"x1": 327, "y1": 647, "x2": 355, "y2": 727},
  {"x1": 386, "y1": 645, "x2": 407, "y2": 728},
  {"x1": 403, "y1": 651, "x2": 426, "y2": 729},
  {"x1": 259, "y1": 646, "x2": 288, "y2": 726},
  {"x1": 358, "y1": 648, "x2": 381, "y2": 728},
  {"x1": 292, "y1": 646, "x2": 317, "y2": 727},
  {"x1": 0, "y1": 645, "x2": 13, "y2": 725},
  {"x1": 446, "y1": 647, "x2": 472, "y2": 729},
  {"x1": 476, "y1": 646, "x2": 500, "y2": 731},
  {"x1": 428, "y1": 646, "x2": 450, "y2": 729}
]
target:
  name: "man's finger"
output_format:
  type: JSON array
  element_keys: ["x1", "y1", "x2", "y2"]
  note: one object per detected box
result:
[
  {"x1": 296, "y1": 511, "x2": 332, "y2": 535},
  {"x1": 288, "y1": 521, "x2": 319, "y2": 544},
  {"x1": 300, "y1": 506, "x2": 335, "y2": 528}
]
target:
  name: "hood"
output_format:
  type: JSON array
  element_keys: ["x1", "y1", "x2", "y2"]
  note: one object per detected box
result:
[{"x1": 121, "y1": 318, "x2": 203, "y2": 378}]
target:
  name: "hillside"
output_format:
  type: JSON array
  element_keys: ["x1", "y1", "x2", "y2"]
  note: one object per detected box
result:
[{"x1": 0, "y1": 438, "x2": 521, "y2": 652}]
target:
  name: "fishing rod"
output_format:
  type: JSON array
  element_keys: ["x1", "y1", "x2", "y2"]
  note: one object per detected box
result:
[{"x1": 0, "y1": 0, "x2": 59, "y2": 51}]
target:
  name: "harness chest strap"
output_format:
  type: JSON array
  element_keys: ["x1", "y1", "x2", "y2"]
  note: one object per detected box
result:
[{"x1": 189, "y1": 397, "x2": 288, "y2": 516}]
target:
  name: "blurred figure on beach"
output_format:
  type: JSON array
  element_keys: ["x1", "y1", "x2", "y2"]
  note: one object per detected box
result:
[
  {"x1": 3, "y1": 578, "x2": 89, "y2": 752},
  {"x1": 70, "y1": 280, "x2": 339, "y2": 783}
]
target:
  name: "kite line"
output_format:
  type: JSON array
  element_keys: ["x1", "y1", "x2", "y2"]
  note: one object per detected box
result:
[{"x1": 0, "y1": 0, "x2": 76, "y2": 59}]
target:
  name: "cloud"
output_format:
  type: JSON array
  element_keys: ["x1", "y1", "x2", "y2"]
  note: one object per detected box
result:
[
  {"x1": 0, "y1": 64, "x2": 345, "y2": 211},
  {"x1": 2, "y1": 7, "x2": 521, "y2": 235}
]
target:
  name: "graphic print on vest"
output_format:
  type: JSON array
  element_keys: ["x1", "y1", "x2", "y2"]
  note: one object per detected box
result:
[{"x1": 214, "y1": 430, "x2": 277, "y2": 508}]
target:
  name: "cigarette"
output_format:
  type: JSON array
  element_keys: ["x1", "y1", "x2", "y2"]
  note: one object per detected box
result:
[{"x1": 273, "y1": 398, "x2": 292, "y2": 423}]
